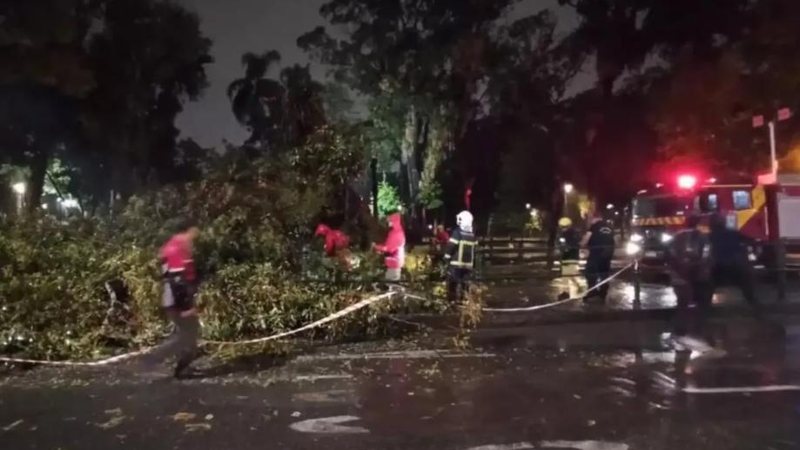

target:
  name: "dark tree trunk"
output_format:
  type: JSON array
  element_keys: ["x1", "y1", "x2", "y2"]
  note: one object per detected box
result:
[{"x1": 26, "y1": 149, "x2": 49, "y2": 213}]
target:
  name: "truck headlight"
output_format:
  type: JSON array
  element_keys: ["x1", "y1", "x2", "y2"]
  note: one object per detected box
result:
[
  {"x1": 626, "y1": 242, "x2": 642, "y2": 256},
  {"x1": 630, "y1": 233, "x2": 644, "y2": 243},
  {"x1": 661, "y1": 233, "x2": 673, "y2": 244}
]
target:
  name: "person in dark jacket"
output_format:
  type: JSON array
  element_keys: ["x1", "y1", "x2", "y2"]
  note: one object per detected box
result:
[
  {"x1": 559, "y1": 217, "x2": 581, "y2": 262},
  {"x1": 581, "y1": 214, "x2": 616, "y2": 303},
  {"x1": 666, "y1": 214, "x2": 714, "y2": 351},
  {"x1": 709, "y1": 214, "x2": 762, "y2": 316},
  {"x1": 445, "y1": 211, "x2": 477, "y2": 303}
]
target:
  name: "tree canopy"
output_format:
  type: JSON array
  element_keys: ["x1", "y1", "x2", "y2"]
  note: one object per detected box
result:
[{"x1": 0, "y1": 0, "x2": 212, "y2": 210}]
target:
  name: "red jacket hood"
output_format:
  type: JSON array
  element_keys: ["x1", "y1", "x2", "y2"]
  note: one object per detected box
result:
[
  {"x1": 315, "y1": 224, "x2": 331, "y2": 236},
  {"x1": 387, "y1": 213, "x2": 403, "y2": 230}
]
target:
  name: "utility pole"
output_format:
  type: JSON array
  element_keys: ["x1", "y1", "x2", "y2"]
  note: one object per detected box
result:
[
  {"x1": 753, "y1": 107, "x2": 792, "y2": 176},
  {"x1": 768, "y1": 121, "x2": 778, "y2": 175},
  {"x1": 754, "y1": 108, "x2": 792, "y2": 301}
]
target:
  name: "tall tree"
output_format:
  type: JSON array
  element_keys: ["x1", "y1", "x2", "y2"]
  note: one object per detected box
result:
[
  {"x1": 280, "y1": 64, "x2": 327, "y2": 146},
  {"x1": 82, "y1": 0, "x2": 212, "y2": 199},
  {"x1": 227, "y1": 50, "x2": 285, "y2": 149},
  {"x1": 298, "y1": 0, "x2": 521, "y2": 224},
  {"x1": 0, "y1": 86, "x2": 79, "y2": 211},
  {"x1": 0, "y1": 0, "x2": 100, "y2": 211},
  {"x1": 639, "y1": 0, "x2": 800, "y2": 175},
  {"x1": 558, "y1": 0, "x2": 752, "y2": 201},
  {"x1": 0, "y1": 0, "x2": 212, "y2": 208}
]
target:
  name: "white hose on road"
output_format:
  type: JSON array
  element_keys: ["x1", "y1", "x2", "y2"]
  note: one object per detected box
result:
[
  {"x1": 482, "y1": 263, "x2": 633, "y2": 313},
  {"x1": 0, "y1": 291, "x2": 398, "y2": 366}
]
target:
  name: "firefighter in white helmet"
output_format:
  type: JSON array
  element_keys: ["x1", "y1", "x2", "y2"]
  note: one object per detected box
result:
[{"x1": 444, "y1": 211, "x2": 478, "y2": 303}]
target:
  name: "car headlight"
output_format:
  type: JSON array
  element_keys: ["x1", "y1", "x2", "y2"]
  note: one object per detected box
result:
[
  {"x1": 625, "y1": 242, "x2": 642, "y2": 256},
  {"x1": 661, "y1": 233, "x2": 673, "y2": 244},
  {"x1": 630, "y1": 233, "x2": 644, "y2": 243}
]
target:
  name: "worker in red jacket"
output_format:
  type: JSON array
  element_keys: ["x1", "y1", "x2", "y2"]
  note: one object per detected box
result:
[
  {"x1": 143, "y1": 220, "x2": 202, "y2": 379},
  {"x1": 315, "y1": 223, "x2": 352, "y2": 270},
  {"x1": 434, "y1": 225, "x2": 450, "y2": 251},
  {"x1": 430, "y1": 224, "x2": 450, "y2": 267},
  {"x1": 373, "y1": 212, "x2": 406, "y2": 282}
]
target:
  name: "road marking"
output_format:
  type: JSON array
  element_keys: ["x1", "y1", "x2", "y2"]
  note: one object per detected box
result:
[
  {"x1": 540, "y1": 441, "x2": 629, "y2": 450},
  {"x1": 3, "y1": 419, "x2": 24, "y2": 432},
  {"x1": 467, "y1": 442, "x2": 628, "y2": 450},
  {"x1": 467, "y1": 443, "x2": 534, "y2": 450},
  {"x1": 683, "y1": 385, "x2": 800, "y2": 394},
  {"x1": 295, "y1": 350, "x2": 495, "y2": 362},
  {"x1": 654, "y1": 373, "x2": 800, "y2": 395},
  {"x1": 289, "y1": 415, "x2": 368, "y2": 434}
]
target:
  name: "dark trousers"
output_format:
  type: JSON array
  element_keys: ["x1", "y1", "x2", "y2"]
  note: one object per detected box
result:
[
  {"x1": 714, "y1": 262, "x2": 761, "y2": 314},
  {"x1": 673, "y1": 280, "x2": 713, "y2": 338},
  {"x1": 585, "y1": 255, "x2": 612, "y2": 298},
  {"x1": 447, "y1": 267, "x2": 472, "y2": 303},
  {"x1": 146, "y1": 310, "x2": 200, "y2": 375},
  {"x1": 562, "y1": 247, "x2": 580, "y2": 261}
]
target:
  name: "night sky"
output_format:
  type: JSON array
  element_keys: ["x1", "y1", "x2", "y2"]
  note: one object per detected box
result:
[{"x1": 176, "y1": 0, "x2": 583, "y2": 148}]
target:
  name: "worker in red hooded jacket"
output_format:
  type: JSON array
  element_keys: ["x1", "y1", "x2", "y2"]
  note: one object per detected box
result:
[
  {"x1": 373, "y1": 212, "x2": 406, "y2": 282},
  {"x1": 315, "y1": 223, "x2": 352, "y2": 270},
  {"x1": 142, "y1": 220, "x2": 202, "y2": 379}
]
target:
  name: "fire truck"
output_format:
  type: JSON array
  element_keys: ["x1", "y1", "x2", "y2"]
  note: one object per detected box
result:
[{"x1": 628, "y1": 172, "x2": 800, "y2": 267}]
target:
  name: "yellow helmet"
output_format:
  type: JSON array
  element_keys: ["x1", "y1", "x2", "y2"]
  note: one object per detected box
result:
[{"x1": 558, "y1": 217, "x2": 572, "y2": 227}]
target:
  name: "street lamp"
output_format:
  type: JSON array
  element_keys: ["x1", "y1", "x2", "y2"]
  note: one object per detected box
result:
[
  {"x1": 11, "y1": 182, "x2": 25, "y2": 212},
  {"x1": 562, "y1": 183, "x2": 574, "y2": 215}
]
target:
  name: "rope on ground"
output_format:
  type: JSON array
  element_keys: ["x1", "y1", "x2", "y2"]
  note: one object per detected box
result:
[
  {"x1": 203, "y1": 291, "x2": 397, "y2": 346},
  {"x1": 482, "y1": 263, "x2": 634, "y2": 313},
  {"x1": 0, "y1": 347, "x2": 152, "y2": 368},
  {"x1": 0, "y1": 291, "x2": 398, "y2": 366}
]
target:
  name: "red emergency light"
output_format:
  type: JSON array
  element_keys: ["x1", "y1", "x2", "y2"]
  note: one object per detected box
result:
[{"x1": 677, "y1": 174, "x2": 697, "y2": 190}]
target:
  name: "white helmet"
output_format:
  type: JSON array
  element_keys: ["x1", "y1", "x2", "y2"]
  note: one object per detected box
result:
[{"x1": 456, "y1": 210, "x2": 473, "y2": 229}]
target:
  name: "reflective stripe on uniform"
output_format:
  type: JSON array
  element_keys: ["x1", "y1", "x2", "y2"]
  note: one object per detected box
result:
[
  {"x1": 450, "y1": 260, "x2": 473, "y2": 268},
  {"x1": 452, "y1": 240, "x2": 476, "y2": 269}
]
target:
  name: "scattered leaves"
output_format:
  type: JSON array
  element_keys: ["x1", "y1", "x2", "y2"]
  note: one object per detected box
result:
[
  {"x1": 184, "y1": 423, "x2": 212, "y2": 432},
  {"x1": 172, "y1": 412, "x2": 197, "y2": 422},
  {"x1": 3, "y1": 419, "x2": 23, "y2": 432}
]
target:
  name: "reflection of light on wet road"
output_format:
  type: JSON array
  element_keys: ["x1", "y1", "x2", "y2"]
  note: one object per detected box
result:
[
  {"x1": 614, "y1": 282, "x2": 677, "y2": 309},
  {"x1": 602, "y1": 351, "x2": 676, "y2": 369}
]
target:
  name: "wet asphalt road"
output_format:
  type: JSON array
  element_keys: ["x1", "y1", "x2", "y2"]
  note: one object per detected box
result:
[
  {"x1": 2, "y1": 316, "x2": 800, "y2": 450},
  {"x1": 3, "y1": 271, "x2": 800, "y2": 450}
]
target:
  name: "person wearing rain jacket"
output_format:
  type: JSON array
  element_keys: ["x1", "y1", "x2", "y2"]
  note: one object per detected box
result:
[
  {"x1": 315, "y1": 223, "x2": 352, "y2": 270},
  {"x1": 373, "y1": 212, "x2": 406, "y2": 282},
  {"x1": 143, "y1": 220, "x2": 202, "y2": 379}
]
